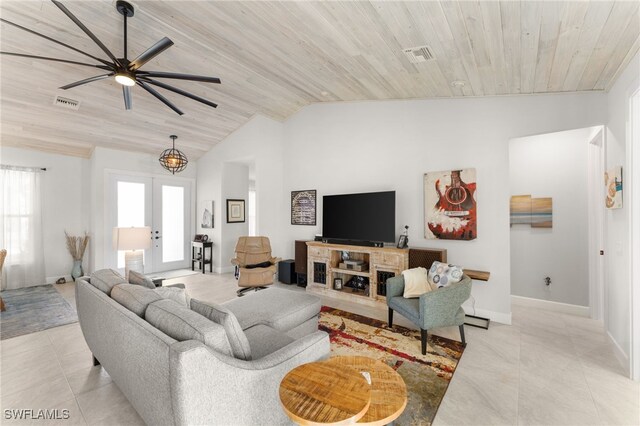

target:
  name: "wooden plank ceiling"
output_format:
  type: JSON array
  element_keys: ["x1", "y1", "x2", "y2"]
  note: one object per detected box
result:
[{"x1": 1, "y1": 1, "x2": 638, "y2": 159}]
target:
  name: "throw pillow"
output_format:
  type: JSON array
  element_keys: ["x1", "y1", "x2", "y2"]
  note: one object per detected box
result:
[
  {"x1": 146, "y1": 299, "x2": 233, "y2": 357},
  {"x1": 155, "y1": 286, "x2": 191, "y2": 308},
  {"x1": 428, "y1": 261, "x2": 464, "y2": 288},
  {"x1": 128, "y1": 270, "x2": 156, "y2": 289},
  {"x1": 402, "y1": 267, "x2": 434, "y2": 298},
  {"x1": 111, "y1": 283, "x2": 161, "y2": 317},
  {"x1": 90, "y1": 269, "x2": 126, "y2": 295},
  {"x1": 191, "y1": 299, "x2": 252, "y2": 361}
]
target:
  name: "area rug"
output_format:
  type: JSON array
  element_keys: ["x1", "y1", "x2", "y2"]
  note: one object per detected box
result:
[
  {"x1": 319, "y1": 306, "x2": 465, "y2": 426},
  {"x1": 0, "y1": 285, "x2": 78, "y2": 340}
]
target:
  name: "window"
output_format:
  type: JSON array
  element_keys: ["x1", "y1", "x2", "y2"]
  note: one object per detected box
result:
[{"x1": 0, "y1": 165, "x2": 45, "y2": 288}]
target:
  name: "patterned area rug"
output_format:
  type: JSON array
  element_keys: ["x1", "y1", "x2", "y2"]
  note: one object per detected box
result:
[
  {"x1": 319, "y1": 306, "x2": 464, "y2": 426},
  {"x1": 0, "y1": 285, "x2": 78, "y2": 340}
]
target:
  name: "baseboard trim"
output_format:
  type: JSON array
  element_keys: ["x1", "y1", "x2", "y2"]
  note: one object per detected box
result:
[
  {"x1": 511, "y1": 295, "x2": 590, "y2": 317},
  {"x1": 462, "y1": 306, "x2": 512, "y2": 325},
  {"x1": 215, "y1": 266, "x2": 235, "y2": 274},
  {"x1": 46, "y1": 275, "x2": 73, "y2": 284},
  {"x1": 607, "y1": 331, "x2": 630, "y2": 377}
]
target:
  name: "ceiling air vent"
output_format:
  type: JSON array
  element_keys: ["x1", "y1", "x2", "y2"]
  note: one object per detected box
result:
[
  {"x1": 53, "y1": 95, "x2": 80, "y2": 110},
  {"x1": 403, "y1": 45, "x2": 434, "y2": 63}
]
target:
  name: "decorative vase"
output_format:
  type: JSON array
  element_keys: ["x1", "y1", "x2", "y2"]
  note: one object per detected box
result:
[{"x1": 71, "y1": 260, "x2": 83, "y2": 281}]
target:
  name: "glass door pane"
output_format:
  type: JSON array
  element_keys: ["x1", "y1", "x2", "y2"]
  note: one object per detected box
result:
[
  {"x1": 162, "y1": 185, "x2": 184, "y2": 262},
  {"x1": 152, "y1": 179, "x2": 191, "y2": 272},
  {"x1": 106, "y1": 174, "x2": 152, "y2": 273},
  {"x1": 117, "y1": 181, "x2": 146, "y2": 268}
]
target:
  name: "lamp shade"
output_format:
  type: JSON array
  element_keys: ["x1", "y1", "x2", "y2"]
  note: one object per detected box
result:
[{"x1": 113, "y1": 227, "x2": 152, "y2": 251}]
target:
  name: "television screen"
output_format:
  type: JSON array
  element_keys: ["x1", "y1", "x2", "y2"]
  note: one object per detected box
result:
[{"x1": 323, "y1": 191, "x2": 396, "y2": 243}]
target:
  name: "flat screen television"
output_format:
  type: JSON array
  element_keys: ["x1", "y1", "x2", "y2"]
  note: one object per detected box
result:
[{"x1": 322, "y1": 191, "x2": 396, "y2": 244}]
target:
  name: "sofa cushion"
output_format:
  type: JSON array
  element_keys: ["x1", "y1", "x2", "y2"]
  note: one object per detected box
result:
[
  {"x1": 128, "y1": 270, "x2": 156, "y2": 289},
  {"x1": 243, "y1": 324, "x2": 294, "y2": 360},
  {"x1": 402, "y1": 267, "x2": 434, "y2": 298},
  {"x1": 146, "y1": 299, "x2": 233, "y2": 357},
  {"x1": 223, "y1": 288, "x2": 321, "y2": 332},
  {"x1": 155, "y1": 286, "x2": 191, "y2": 308},
  {"x1": 190, "y1": 299, "x2": 251, "y2": 361},
  {"x1": 90, "y1": 269, "x2": 127, "y2": 295},
  {"x1": 111, "y1": 284, "x2": 162, "y2": 317}
]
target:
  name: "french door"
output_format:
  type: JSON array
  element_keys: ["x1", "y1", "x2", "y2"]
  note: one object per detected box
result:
[{"x1": 106, "y1": 173, "x2": 192, "y2": 273}]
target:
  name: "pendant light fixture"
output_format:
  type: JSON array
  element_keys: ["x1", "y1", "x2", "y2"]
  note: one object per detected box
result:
[{"x1": 159, "y1": 135, "x2": 188, "y2": 174}]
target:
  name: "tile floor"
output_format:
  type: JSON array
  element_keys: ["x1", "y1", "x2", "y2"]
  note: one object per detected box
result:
[{"x1": 1, "y1": 272, "x2": 638, "y2": 425}]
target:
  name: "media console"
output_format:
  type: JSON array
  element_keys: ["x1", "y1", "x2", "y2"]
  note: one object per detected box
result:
[{"x1": 305, "y1": 241, "x2": 409, "y2": 307}]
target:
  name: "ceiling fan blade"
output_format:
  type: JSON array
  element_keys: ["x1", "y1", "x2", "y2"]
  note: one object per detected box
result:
[
  {"x1": 137, "y1": 71, "x2": 221, "y2": 84},
  {"x1": 60, "y1": 73, "x2": 113, "y2": 90},
  {"x1": 139, "y1": 78, "x2": 217, "y2": 108},
  {"x1": 0, "y1": 51, "x2": 112, "y2": 70},
  {"x1": 123, "y1": 86, "x2": 132, "y2": 110},
  {"x1": 51, "y1": 0, "x2": 120, "y2": 66},
  {"x1": 137, "y1": 81, "x2": 183, "y2": 115},
  {"x1": 0, "y1": 18, "x2": 113, "y2": 67},
  {"x1": 128, "y1": 37, "x2": 174, "y2": 71}
]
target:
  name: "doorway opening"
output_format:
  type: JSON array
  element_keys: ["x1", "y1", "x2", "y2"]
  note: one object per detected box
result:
[
  {"x1": 509, "y1": 126, "x2": 604, "y2": 319},
  {"x1": 248, "y1": 179, "x2": 257, "y2": 236},
  {"x1": 631, "y1": 88, "x2": 640, "y2": 380}
]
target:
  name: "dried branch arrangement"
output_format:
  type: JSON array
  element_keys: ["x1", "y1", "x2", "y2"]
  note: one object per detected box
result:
[{"x1": 65, "y1": 231, "x2": 89, "y2": 261}]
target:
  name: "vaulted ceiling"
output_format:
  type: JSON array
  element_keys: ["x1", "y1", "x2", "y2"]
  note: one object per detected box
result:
[{"x1": 1, "y1": 1, "x2": 639, "y2": 159}]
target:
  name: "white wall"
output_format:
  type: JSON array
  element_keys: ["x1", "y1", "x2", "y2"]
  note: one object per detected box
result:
[
  {"x1": 0, "y1": 147, "x2": 90, "y2": 282},
  {"x1": 509, "y1": 127, "x2": 596, "y2": 307},
  {"x1": 605, "y1": 50, "x2": 640, "y2": 367},
  {"x1": 195, "y1": 93, "x2": 607, "y2": 323},
  {"x1": 196, "y1": 115, "x2": 285, "y2": 272},
  {"x1": 281, "y1": 94, "x2": 607, "y2": 323}
]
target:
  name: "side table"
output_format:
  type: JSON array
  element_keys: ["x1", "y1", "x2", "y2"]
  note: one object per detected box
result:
[
  {"x1": 326, "y1": 356, "x2": 407, "y2": 425},
  {"x1": 279, "y1": 356, "x2": 407, "y2": 426},
  {"x1": 191, "y1": 241, "x2": 213, "y2": 274},
  {"x1": 279, "y1": 360, "x2": 371, "y2": 425}
]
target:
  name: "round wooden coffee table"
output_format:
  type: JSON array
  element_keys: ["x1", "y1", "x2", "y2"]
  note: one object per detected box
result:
[
  {"x1": 326, "y1": 356, "x2": 407, "y2": 426},
  {"x1": 279, "y1": 360, "x2": 371, "y2": 425}
]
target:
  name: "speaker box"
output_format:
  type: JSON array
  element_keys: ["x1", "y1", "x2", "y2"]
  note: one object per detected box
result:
[
  {"x1": 294, "y1": 240, "x2": 309, "y2": 275},
  {"x1": 278, "y1": 259, "x2": 296, "y2": 284}
]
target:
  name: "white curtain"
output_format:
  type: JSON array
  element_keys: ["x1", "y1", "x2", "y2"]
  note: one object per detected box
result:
[{"x1": 0, "y1": 165, "x2": 45, "y2": 289}]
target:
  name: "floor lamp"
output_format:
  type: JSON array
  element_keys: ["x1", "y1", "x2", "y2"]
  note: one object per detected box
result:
[{"x1": 113, "y1": 227, "x2": 152, "y2": 280}]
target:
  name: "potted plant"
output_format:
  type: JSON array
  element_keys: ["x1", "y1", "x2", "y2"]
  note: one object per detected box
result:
[{"x1": 65, "y1": 231, "x2": 89, "y2": 281}]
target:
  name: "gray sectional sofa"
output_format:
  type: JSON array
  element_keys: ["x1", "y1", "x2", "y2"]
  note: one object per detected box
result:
[{"x1": 75, "y1": 270, "x2": 329, "y2": 425}]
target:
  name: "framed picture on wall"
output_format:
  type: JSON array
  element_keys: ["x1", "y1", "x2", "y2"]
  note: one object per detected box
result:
[
  {"x1": 424, "y1": 168, "x2": 477, "y2": 240},
  {"x1": 199, "y1": 200, "x2": 214, "y2": 228},
  {"x1": 605, "y1": 166, "x2": 623, "y2": 209},
  {"x1": 226, "y1": 199, "x2": 246, "y2": 223},
  {"x1": 291, "y1": 190, "x2": 317, "y2": 225}
]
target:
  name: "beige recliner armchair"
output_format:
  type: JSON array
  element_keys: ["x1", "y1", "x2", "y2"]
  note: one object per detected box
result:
[{"x1": 231, "y1": 236, "x2": 281, "y2": 296}]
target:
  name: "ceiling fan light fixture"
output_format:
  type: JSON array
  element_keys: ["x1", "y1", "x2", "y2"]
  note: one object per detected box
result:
[
  {"x1": 159, "y1": 135, "x2": 188, "y2": 174},
  {"x1": 1, "y1": 0, "x2": 221, "y2": 115},
  {"x1": 115, "y1": 71, "x2": 135, "y2": 86}
]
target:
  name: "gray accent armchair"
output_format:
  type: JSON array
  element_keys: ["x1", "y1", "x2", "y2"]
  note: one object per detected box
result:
[{"x1": 386, "y1": 274, "x2": 472, "y2": 354}]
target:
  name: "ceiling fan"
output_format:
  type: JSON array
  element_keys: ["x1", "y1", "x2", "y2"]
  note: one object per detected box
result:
[{"x1": 0, "y1": 0, "x2": 220, "y2": 115}]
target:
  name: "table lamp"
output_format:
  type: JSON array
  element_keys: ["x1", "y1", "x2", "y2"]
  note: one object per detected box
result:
[{"x1": 113, "y1": 226, "x2": 152, "y2": 280}]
